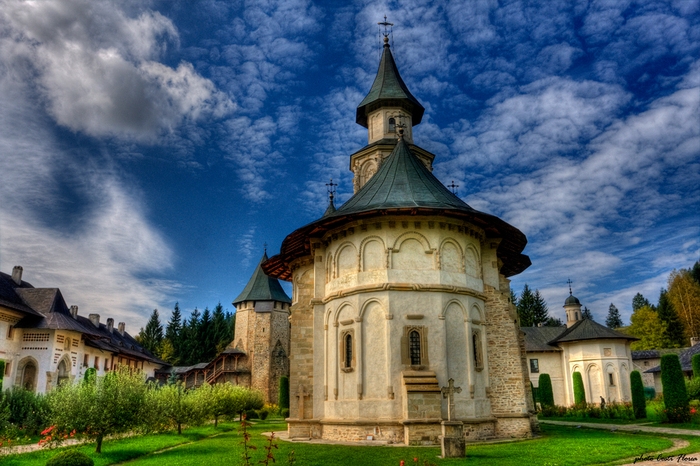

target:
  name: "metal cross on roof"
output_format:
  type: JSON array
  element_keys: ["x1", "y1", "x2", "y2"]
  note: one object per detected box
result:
[
  {"x1": 378, "y1": 15, "x2": 393, "y2": 38},
  {"x1": 326, "y1": 178, "x2": 338, "y2": 203},
  {"x1": 567, "y1": 278, "x2": 573, "y2": 295},
  {"x1": 448, "y1": 181, "x2": 459, "y2": 195},
  {"x1": 263, "y1": 242, "x2": 268, "y2": 254}
]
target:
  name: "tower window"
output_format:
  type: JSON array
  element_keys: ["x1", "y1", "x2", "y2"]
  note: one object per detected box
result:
[
  {"x1": 340, "y1": 330, "x2": 355, "y2": 372},
  {"x1": 609, "y1": 373, "x2": 615, "y2": 386},
  {"x1": 344, "y1": 334, "x2": 352, "y2": 369},
  {"x1": 530, "y1": 359, "x2": 539, "y2": 373},
  {"x1": 409, "y1": 330, "x2": 421, "y2": 365},
  {"x1": 388, "y1": 117, "x2": 396, "y2": 133}
]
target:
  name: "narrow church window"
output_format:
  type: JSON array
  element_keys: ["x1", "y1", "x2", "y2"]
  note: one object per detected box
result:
[
  {"x1": 388, "y1": 118, "x2": 396, "y2": 132},
  {"x1": 608, "y1": 373, "x2": 615, "y2": 386},
  {"x1": 530, "y1": 359, "x2": 539, "y2": 373},
  {"x1": 409, "y1": 330, "x2": 421, "y2": 365},
  {"x1": 344, "y1": 334, "x2": 353, "y2": 369},
  {"x1": 473, "y1": 331, "x2": 484, "y2": 371}
]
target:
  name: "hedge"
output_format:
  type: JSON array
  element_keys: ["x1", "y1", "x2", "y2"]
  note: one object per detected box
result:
[
  {"x1": 630, "y1": 370, "x2": 646, "y2": 419},
  {"x1": 692, "y1": 353, "x2": 700, "y2": 379},
  {"x1": 660, "y1": 354, "x2": 689, "y2": 422},
  {"x1": 538, "y1": 373, "x2": 554, "y2": 408},
  {"x1": 572, "y1": 372, "x2": 586, "y2": 406},
  {"x1": 46, "y1": 450, "x2": 94, "y2": 466},
  {"x1": 279, "y1": 376, "x2": 290, "y2": 410}
]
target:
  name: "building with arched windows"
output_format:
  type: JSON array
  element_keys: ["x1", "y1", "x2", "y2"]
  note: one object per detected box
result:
[
  {"x1": 522, "y1": 291, "x2": 637, "y2": 406},
  {"x1": 0, "y1": 266, "x2": 163, "y2": 393},
  {"x1": 263, "y1": 36, "x2": 536, "y2": 445}
]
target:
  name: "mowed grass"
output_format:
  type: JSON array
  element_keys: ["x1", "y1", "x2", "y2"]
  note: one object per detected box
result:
[{"x1": 2, "y1": 421, "x2": 682, "y2": 466}]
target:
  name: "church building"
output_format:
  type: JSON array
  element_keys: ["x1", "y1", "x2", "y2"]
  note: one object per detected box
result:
[
  {"x1": 263, "y1": 35, "x2": 536, "y2": 444},
  {"x1": 523, "y1": 290, "x2": 637, "y2": 406}
]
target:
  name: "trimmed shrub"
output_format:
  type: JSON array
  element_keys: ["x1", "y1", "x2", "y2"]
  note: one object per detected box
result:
[
  {"x1": 630, "y1": 370, "x2": 647, "y2": 419},
  {"x1": 83, "y1": 368, "x2": 96, "y2": 383},
  {"x1": 46, "y1": 450, "x2": 94, "y2": 466},
  {"x1": 687, "y1": 377, "x2": 700, "y2": 401},
  {"x1": 257, "y1": 409, "x2": 269, "y2": 420},
  {"x1": 660, "y1": 354, "x2": 690, "y2": 423},
  {"x1": 572, "y1": 372, "x2": 586, "y2": 406},
  {"x1": 693, "y1": 354, "x2": 700, "y2": 379},
  {"x1": 643, "y1": 387, "x2": 656, "y2": 401},
  {"x1": 280, "y1": 408, "x2": 289, "y2": 418},
  {"x1": 538, "y1": 373, "x2": 554, "y2": 408},
  {"x1": 245, "y1": 409, "x2": 259, "y2": 420},
  {"x1": 278, "y1": 376, "x2": 290, "y2": 410}
]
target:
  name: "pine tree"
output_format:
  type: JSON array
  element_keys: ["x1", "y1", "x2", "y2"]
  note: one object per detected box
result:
[
  {"x1": 165, "y1": 303, "x2": 183, "y2": 363},
  {"x1": 581, "y1": 306, "x2": 594, "y2": 320},
  {"x1": 632, "y1": 293, "x2": 651, "y2": 311},
  {"x1": 657, "y1": 289, "x2": 685, "y2": 348},
  {"x1": 532, "y1": 290, "x2": 550, "y2": 326},
  {"x1": 691, "y1": 259, "x2": 700, "y2": 285},
  {"x1": 199, "y1": 307, "x2": 215, "y2": 362},
  {"x1": 517, "y1": 285, "x2": 536, "y2": 327},
  {"x1": 140, "y1": 309, "x2": 163, "y2": 355},
  {"x1": 544, "y1": 316, "x2": 564, "y2": 327},
  {"x1": 212, "y1": 302, "x2": 233, "y2": 353},
  {"x1": 605, "y1": 303, "x2": 623, "y2": 329},
  {"x1": 180, "y1": 308, "x2": 201, "y2": 365},
  {"x1": 510, "y1": 289, "x2": 518, "y2": 307}
]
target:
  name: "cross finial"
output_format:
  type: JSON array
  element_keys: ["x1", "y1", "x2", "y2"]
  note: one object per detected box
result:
[
  {"x1": 263, "y1": 242, "x2": 267, "y2": 254},
  {"x1": 378, "y1": 15, "x2": 393, "y2": 38},
  {"x1": 567, "y1": 278, "x2": 573, "y2": 295},
  {"x1": 448, "y1": 180, "x2": 459, "y2": 195},
  {"x1": 326, "y1": 178, "x2": 338, "y2": 204}
]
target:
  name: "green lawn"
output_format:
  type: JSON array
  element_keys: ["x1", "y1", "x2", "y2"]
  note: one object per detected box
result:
[{"x1": 1, "y1": 421, "x2": 687, "y2": 466}]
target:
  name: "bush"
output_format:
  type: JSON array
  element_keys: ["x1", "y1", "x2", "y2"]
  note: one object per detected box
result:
[
  {"x1": 693, "y1": 354, "x2": 700, "y2": 379},
  {"x1": 46, "y1": 450, "x2": 94, "y2": 466},
  {"x1": 245, "y1": 409, "x2": 259, "y2": 420},
  {"x1": 630, "y1": 371, "x2": 647, "y2": 419},
  {"x1": 2, "y1": 387, "x2": 50, "y2": 435},
  {"x1": 280, "y1": 408, "x2": 289, "y2": 418},
  {"x1": 257, "y1": 409, "x2": 269, "y2": 420},
  {"x1": 0, "y1": 361, "x2": 5, "y2": 391},
  {"x1": 660, "y1": 354, "x2": 690, "y2": 423},
  {"x1": 278, "y1": 376, "x2": 289, "y2": 410},
  {"x1": 572, "y1": 372, "x2": 586, "y2": 406},
  {"x1": 687, "y1": 377, "x2": 700, "y2": 401},
  {"x1": 538, "y1": 374, "x2": 554, "y2": 408},
  {"x1": 643, "y1": 387, "x2": 656, "y2": 401}
]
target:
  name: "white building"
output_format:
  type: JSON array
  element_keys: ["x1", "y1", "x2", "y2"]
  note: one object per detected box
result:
[{"x1": 0, "y1": 266, "x2": 163, "y2": 393}]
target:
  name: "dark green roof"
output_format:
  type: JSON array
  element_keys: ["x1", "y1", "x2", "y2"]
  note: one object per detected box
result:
[
  {"x1": 233, "y1": 253, "x2": 291, "y2": 305},
  {"x1": 331, "y1": 137, "x2": 477, "y2": 216},
  {"x1": 565, "y1": 294, "x2": 581, "y2": 305},
  {"x1": 548, "y1": 318, "x2": 638, "y2": 344},
  {"x1": 521, "y1": 326, "x2": 565, "y2": 352},
  {"x1": 356, "y1": 40, "x2": 425, "y2": 128}
]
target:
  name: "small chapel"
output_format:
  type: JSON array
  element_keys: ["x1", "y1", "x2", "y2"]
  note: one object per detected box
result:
[{"x1": 263, "y1": 33, "x2": 537, "y2": 444}]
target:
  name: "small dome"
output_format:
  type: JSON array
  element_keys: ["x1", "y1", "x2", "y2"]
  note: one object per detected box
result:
[{"x1": 565, "y1": 294, "x2": 580, "y2": 306}]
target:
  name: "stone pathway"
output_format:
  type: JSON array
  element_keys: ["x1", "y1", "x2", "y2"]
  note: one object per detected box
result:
[{"x1": 539, "y1": 419, "x2": 700, "y2": 436}]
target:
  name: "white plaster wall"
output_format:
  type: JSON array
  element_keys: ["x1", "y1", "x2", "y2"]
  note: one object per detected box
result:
[{"x1": 528, "y1": 352, "x2": 566, "y2": 406}]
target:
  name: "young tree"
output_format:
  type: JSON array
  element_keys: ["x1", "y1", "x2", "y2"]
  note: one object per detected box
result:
[
  {"x1": 47, "y1": 367, "x2": 147, "y2": 452},
  {"x1": 517, "y1": 285, "x2": 536, "y2": 327},
  {"x1": 139, "y1": 309, "x2": 164, "y2": 356},
  {"x1": 538, "y1": 374, "x2": 554, "y2": 408},
  {"x1": 632, "y1": 293, "x2": 651, "y2": 311},
  {"x1": 605, "y1": 303, "x2": 623, "y2": 329},
  {"x1": 572, "y1": 372, "x2": 586, "y2": 406},
  {"x1": 630, "y1": 371, "x2": 646, "y2": 419},
  {"x1": 581, "y1": 307, "x2": 594, "y2": 320},
  {"x1": 628, "y1": 305, "x2": 666, "y2": 350},
  {"x1": 657, "y1": 289, "x2": 686, "y2": 348},
  {"x1": 660, "y1": 354, "x2": 690, "y2": 423},
  {"x1": 668, "y1": 269, "x2": 700, "y2": 341}
]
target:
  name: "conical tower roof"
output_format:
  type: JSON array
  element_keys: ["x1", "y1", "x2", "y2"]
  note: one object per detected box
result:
[
  {"x1": 233, "y1": 252, "x2": 291, "y2": 305},
  {"x1": 356, "y1": 38, "x2": 425, "y2": 128}
]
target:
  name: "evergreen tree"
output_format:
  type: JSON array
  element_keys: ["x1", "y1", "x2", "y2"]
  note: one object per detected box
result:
[
  {"x1": 166, "y1": 303, "x2": 183, "y2": 353},
  {"x1": 180, "y1": 308, "x2": 201, "y2": 365},
  {"x1": 517, "y1": 285, "x2": 536, "y2": 327},
  {"x1": 212, "y1": 302, "x2": 233, "y2": 353},
  {"x1": 572, "y1": 372, "x2": 586, "y2": 406},
  {"x1": 581, "y1": 306, "x2": 594, "y2": 320},
  {"x1": 657, "y1": 289, "x2": 685, "y2": 348},
  {"x1": 605, "y1": 303, "x2": 623, "y2": 329},
  {"x1": 544, "y1": 316, "x2": 564, "y2": 327},
  {"x1": 199, "y1": 307, "x2": 215, "y2": 362},
  {"x1": 532, "y1": 290, "x2": 550, "y2": 326},
  {"x1": 538, "y1": 374, "x2": 555, "y2": 408},
  {"x1": 630, "y1": 371, "x2": 647, "y2": 419},
  {"x1": 510, "y1": 289, "x2": 518, "y2": 307},
  {"x1": 227, "y1": 311, "x2": 236, "y2": 340},
  {"x1": 691, "y1": 259, "x2": 700, "y2": 286},
  {"x1": 139, "y1": 309, "x2": 163, "y2": 355},
  {"x1": 660, "y1": 354, "x2": 690, "y2": 423},
  {"x1": 632, "y1": 293, "x2": 651, "y2": 311}
]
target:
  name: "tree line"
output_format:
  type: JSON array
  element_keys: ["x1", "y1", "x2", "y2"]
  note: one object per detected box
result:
[{"x1": 137, "y1": 302, "x2": 235, "y2": 366}]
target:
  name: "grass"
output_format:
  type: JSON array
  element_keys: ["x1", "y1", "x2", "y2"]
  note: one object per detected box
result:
[{"x1": 0, "y1": 420, "x2": 688, "y2": 466}]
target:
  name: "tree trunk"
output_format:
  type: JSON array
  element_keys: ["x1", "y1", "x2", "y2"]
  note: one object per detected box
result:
[
  {"x1": 95, "y1": 434, "x2": 104, "y2": 453},
  {"x1": 215, "y1": 415, "x2": 218, "y2": 428},
  {"x1": 178, "y1": 422, "x2": 182, "y2": 435}
]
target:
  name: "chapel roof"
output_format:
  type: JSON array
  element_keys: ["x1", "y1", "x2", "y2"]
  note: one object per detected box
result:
[
  {"x1": 645, "y1": 344, "x2": 700, "y2": 373},
  {"x1": 548, "y1": 318, "x2": 638, "y2": 344},
  {"x1": 565, "y1": 294, "x2": 581, "y2": 306},
  {"x1": 233, "y1": 252, "x2": 291, "y2": 305},
  {"x1": 521, "y1": 326, "x2": 565, "y2": 352},
  {"x1": 356, "y1": 38, "x2": 425, "y2": 128}
]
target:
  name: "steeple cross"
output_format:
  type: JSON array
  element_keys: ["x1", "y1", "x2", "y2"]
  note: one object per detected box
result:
[
  {"x1": 448, "y1": 181, "x2": 459, "y2": 195},
  {"x1": 263, "y1": 242, "x2": 267, "y2": 254},
  {"x1": 296, "y1": 384, "x2": 310, "y2": 419},
  {"x1": 567, "y1": 278, "x2": 573, "y2": 295},
  {"x1": 326, "y1": 178, "x2": 337, "y2": 204},
  {"x1": 378, "y1": 15, "x2": 393, "y2": 38},
  {"x1": 441, "y1": 378, "x2": 462, "y2": 421}
]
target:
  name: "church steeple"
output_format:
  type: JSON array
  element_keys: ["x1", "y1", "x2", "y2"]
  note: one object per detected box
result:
[{"x1": 356, "y1": 34, "x2": 424, "y2": 144}]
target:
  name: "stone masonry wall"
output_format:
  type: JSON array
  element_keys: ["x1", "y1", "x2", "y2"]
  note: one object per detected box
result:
[
  {"x1": 289, "y1": 265, "x2": 315, "y2": 422},
  {"x1": 252, "y1": 311, "x2": 271, "y2": 400}
]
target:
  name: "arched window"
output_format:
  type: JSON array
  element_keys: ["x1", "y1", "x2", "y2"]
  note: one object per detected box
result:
[
  {"x1": 388, "y1": 118, "x2": 396, "y2": 132},
  {"x1": 409, "y1": 330, "x2": 421, "y2": 365},
  {"x1": 472, "y1": 330, "x2": 484, "y2": 371},
  {"x1": 21, "y1": 362, "x2": 37, "y2": 391},
  {"x1": 344, "y1": 334, "x2": 353, "y2": 369},
  {"x1": 57, "y1": 360, "x2": 69, "y2": 385}
]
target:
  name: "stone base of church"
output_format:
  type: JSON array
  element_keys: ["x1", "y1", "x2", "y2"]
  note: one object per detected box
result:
[{"x1": 287, "y1": 415, "x2": 536, "y2": 445}]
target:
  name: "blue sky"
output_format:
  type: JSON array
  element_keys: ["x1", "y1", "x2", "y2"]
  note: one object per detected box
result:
[{"x1": 0, "y1": 0, "x2": 698, "y2": 331}]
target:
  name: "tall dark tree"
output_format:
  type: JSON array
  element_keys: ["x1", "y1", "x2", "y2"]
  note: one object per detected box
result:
[
  {"x1": 180, "y1": 308, "x2": 201, "y2": 365},
  {"x1": 165, "y1": 303, "x2": 183, "y2": 361},
  {"x1": 605, "y1": 303, "x2": 623, "y2": 329},
  {"x1": 632, "y1": 293, "x2": 651, "y2": 311},
  {"x1": 227, "y1": 311, "x2": 236, "y2": 341},
  {"x1": 657, "y1": 289, "x2": 685, "y2": 348},
  {"x1": 581, "y1": 306, "x2": 594, "y2": 320},
  {"x1": 544, "y1": 316, "x2": 564, "y2": 327},
  {"x1": 212, "y1": 302, "x2": 233, "y2": 353},
  {"x1": 139, "y1": 309, "x2": 163, "y2": 355},
  {"x1": 510, "y1": 289, "x2": 518, "y2": 307},
  {"x1": 198, "y1": 307, "x2": 216, "y2": 362},
  {"x1": 532, "y1": 290, "x2": 550, "y2": 326},
  {"x1": 517, "y1": 285, "x2": 536, "y2": 327},
  {"x1": 690, "y1": 259, "x2": 700, "y2": 286}
]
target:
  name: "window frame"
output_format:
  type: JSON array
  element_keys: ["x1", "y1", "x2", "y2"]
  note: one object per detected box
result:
[
  {"x1": 530, "y1": 358, "x2": 539, "y2": 373},
  {"x1": 339, "y1": 329, "x2": 355, "y2": 372}
]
